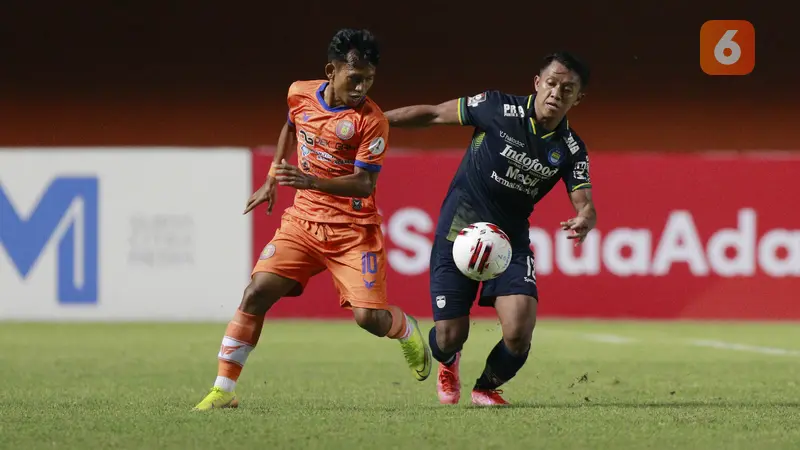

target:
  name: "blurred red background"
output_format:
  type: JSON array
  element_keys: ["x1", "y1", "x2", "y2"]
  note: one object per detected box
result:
[{"x1": 2, "y1": 0, "x2": 795, "y2": 151}]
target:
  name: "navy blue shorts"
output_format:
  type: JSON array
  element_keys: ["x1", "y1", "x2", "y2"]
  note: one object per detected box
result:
[{"x1": 429, "y1": 235, "x2": 538, "y2": 321}]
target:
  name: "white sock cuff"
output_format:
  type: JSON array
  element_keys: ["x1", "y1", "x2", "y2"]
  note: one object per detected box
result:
[
  {"x1": 214, "y1": 376, "x2": 237, "y2": 393},
  {"x1": 402, "y1": 315, "x2": 413, "y2": 340}
]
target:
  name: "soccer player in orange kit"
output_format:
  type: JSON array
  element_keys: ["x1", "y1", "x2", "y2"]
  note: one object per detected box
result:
[{"x1": 193, "y1": 29, "x2": 432, "y2": 410}]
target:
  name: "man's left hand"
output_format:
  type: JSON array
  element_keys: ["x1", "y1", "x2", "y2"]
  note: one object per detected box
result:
[
  {"x1": 560, "y1": 216, "x2": 593, "y2": 246},
  {"x1": 275, "y1": 159, "x2": 315, "y2": 190}
]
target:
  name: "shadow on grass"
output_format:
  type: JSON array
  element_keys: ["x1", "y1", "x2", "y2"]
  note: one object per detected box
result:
[
  {"x1": 236, "y1": 399, "x2": 800, "y2": 414},
  {"x1": 507, "y1": 400, "x2": 800, "y2": 409}
]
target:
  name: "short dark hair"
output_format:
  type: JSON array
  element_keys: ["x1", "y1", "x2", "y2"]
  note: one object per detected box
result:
[
  {"x1": 327, "y1": 28, "x2": 381, "y2": 67},
  {"x1": 541, "y1": 52, "x2": 590, "y2": 89}
]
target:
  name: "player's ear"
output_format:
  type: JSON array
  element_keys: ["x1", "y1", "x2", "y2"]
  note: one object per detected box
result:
[
  {"x1": 574, "y1": 92, "x2": 586, "y2": 107},
  {"x1": 533, "y1": 75, "x2": 541, "y2": 91},
  {"x1": 325, "y1": 62, "x2": 336, "y2": 80}
]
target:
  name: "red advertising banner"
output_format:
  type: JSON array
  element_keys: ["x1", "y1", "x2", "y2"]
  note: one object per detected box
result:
[{"x1": 252, "y1": 149, "x2": 800, "y2": 320}]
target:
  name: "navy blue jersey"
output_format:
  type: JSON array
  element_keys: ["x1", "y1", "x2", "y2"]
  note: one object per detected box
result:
[{"x1": 435, "y1": 90, "x2": 592, "y2": 247}]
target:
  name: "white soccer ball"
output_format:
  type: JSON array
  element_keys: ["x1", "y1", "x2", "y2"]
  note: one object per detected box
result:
[{"x1": 452, "y1": 222, "x2": 513, "y2": 281}]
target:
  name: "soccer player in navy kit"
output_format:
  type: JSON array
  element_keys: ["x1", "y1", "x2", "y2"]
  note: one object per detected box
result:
[{"x1": 384, "y1": 52, "x2": 597, "y2": 406}]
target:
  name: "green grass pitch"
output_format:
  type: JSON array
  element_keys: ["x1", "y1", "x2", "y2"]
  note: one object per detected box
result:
[{"x1": 2, "y1": 320, "x2": 799, "y2": 449}]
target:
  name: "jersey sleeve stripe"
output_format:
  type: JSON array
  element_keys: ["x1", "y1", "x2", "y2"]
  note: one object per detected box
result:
[
  {"x1": 355, "y1": 160, "x2": 382, "y2": 173},
  {"x1": 287, "y1": 111, "x2": 294, "y2": 126},
  {"x1": 571, "y1": 182, "x2": 592, "y2": 191},
  {"x1": 457, "y1": 97, "x2": 467, "y2": 125}
]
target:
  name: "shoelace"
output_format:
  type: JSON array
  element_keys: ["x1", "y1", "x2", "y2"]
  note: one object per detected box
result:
[
  {"x1": 475, "y1": 388, "x2": 504, "y2": 398},
  {"x1": 440, "y1": 366, "x2": 458, "y2": 391}
]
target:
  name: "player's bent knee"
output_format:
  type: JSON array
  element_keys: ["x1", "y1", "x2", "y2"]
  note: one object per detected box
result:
[
  {"x1": 352, "y1": 307, "x2": 391, "y2": 336},
  {"x1": 494, "y1": 295, "x2": 536, "y2": 355},
  {"x1": 500, "y1": 319, "x2": 535, "y2": 356},
  {"x1": 352, "y1": 307, "x2": 377, "y2": 328},
  {"x1": 502, "y1": 331, "x2": 532, "y2": 356},
  {"x1": 434, "y1": 317, "x2": 470, "y2": 353},
  {"x1": 240, "y1": 272, "x2": 297, "y2": 316}
]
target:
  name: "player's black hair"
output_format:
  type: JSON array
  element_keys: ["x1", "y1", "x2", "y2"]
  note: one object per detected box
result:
[
  {"x1": 541, "y1": 52, "x2": 590, "y2": 89},
  {"x1": 327, "y1": 28, "x2": 381, "y2": 67}
]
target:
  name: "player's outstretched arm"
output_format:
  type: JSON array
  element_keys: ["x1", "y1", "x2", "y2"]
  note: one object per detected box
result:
[
  {"x1": 570, "y1": 189, "x2": 596, "y2": 228},
  {"x1": 271, "y1": 121, "x2": 297, "y2": 172},
  {"x1": 243, "y1": 121, "x2": 296, "y2": 215},
  {"x1": 560, "y1": 189, "x2": 597, "y2": 246},
  {"x1": 384, "y1": 99, "x2": 461, "y2": 128}
]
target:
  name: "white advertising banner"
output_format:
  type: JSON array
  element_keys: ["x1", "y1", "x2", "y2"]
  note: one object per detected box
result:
[{"x1": 0, "y1": 148, "x2": 252, "y2": 320}]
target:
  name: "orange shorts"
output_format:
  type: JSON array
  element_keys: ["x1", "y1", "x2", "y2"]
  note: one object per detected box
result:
[{"x1": 252, "y1": 214, "x2": 388, "y2": 310}]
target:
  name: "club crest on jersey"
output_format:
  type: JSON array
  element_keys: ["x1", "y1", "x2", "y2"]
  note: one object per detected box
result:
[
  {"x1": 467, "y1": 93, "x2": 487, "y2": 107},
  {"x1": 352, "y1": 198, "x2": 363, "y2": 211},
  {"x1": 259, "y1": 244, "x2": 276, "y2": 260},
  {"x1": 548, "y1": 148, "x2": 562, "y2": 165},
  {"x1": 335, "y1": 120, "x2": 355, "y2": 140}
]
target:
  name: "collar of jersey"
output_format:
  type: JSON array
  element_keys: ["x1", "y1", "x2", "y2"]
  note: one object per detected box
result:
[
  {"x1": 316, "y1": 82, "x2": 353, "y2": 113},
  {"x1": 525, "y1": 94, "x2": 569, "y2": 139}
]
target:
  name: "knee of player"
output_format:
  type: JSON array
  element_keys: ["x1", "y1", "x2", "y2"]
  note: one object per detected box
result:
[
  {"x1": 240, "y1": 275, "x2": 281, "y2": 313},
  {"x1": 502, "y1": 328, "x2": 534, "y2": 355},
  {"x1": 435, "y1": 320, "x2": 470, "y2": 351},
  {"x1": 240, "y1": 284, "x2": 265, "y2": 313},
  {"x1": 352, "y1": 307, "x2": 386, "y2": 331}
]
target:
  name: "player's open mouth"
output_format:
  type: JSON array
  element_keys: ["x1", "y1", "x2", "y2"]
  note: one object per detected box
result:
[
  {"x1": 545, "y1": 102, "x2": 560, "y2": 111},
  {"x1": 349, "y1": 94, "x2": 364, "y2": 102}
]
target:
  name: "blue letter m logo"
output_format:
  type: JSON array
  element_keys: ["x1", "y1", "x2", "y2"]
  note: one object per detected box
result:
[{"x1": 0, "y1": 177, "x2": 99, "y2": 304}]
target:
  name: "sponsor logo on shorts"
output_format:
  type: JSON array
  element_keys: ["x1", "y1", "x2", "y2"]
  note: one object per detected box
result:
[
  {"x1": 524, "y1": 255, "x2": 536, "y2": 283},
  {"x1": 259, "y1": 244, "x2": 275, "y2": 260},
  {"x1": 436, "y1": 295, "x2": 446, "y2": 309},
  {"x1": 335, "y1": 120, "x2": 355, "y2": 140}
]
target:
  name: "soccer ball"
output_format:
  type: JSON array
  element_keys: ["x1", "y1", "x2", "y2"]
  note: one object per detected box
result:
[{"x1": 452, "y1": 222, "x2": 513, "y2": 281}]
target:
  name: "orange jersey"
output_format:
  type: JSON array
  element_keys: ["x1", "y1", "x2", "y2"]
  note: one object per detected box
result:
[{"x1": 283, "y1": 80, "x2": 388, "y2": 225}]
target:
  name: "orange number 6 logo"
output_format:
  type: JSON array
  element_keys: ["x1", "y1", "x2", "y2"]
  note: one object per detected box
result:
[{"x1": 700, "y1": 20, "x2": 755, "y2": 76}]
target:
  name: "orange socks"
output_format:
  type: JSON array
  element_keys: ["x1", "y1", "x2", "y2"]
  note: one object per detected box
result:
[
  {"x1": 213, "y1": 306, "x2": 409, "y2": 392},
  {"x1": 386, "y1": 305, "x2": 412, "y2": 340},
  {"x1": 214, "y1": 309, "x2": 264, "y2": 392}
]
